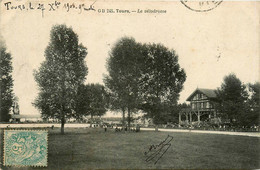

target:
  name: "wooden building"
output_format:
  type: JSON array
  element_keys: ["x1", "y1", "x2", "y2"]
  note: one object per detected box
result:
[{"x1": 179, "y1": 88, "x2": 218, "y2": 124}]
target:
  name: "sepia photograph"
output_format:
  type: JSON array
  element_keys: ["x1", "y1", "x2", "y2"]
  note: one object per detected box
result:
[{"x1": 0, "y1": 0, "x2": 259, "y2": 169}]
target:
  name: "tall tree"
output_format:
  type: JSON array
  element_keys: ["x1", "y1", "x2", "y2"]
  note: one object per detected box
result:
[
  {"x1": 215, "y1": 73, "x2": 248, "y2": 125},
  {"x1": 74, "y1": 83, "x2": 108, "y2": 123},
  {"x1": 34, "y1": 24, "x2": 88, "y2": 134},
  {"x1": 0, "y1": 45, "x2": 14, "y2": 122},
  {"x1": 104, "y1": 37, "x2": 145, "y2": 127},
  {"x1": 86, "y1": 83, "x2": 108, "y2": 118},
  {"x1": 248, "y1": 82, "x2": 260, "y2": 111},
  {"x1": 241, "y1": 82, "x2": 260, "y2": 126},
  {"x1": 139, "y1": 43, "x2": 186, "y2": 125},
  {"x1": 105, "y1": 89, "x2": 127, "y2": 125},
  {"x1": 74, "y1": 84, "x2": 90, "y2": 120}
]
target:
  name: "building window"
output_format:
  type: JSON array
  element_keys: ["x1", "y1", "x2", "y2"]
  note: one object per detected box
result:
[
  {"x1": 197, "y1": 103, "x2": 200, "y2": 109},
  {"x1": 206, "y1": 102, "x2": 210, "y2": 108},
  {"x1": 201, "y1": 102, "x2": 203, "y2": 108}
]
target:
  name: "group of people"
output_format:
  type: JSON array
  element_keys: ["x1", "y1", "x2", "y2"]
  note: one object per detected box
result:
[
  {"x1": 115, "y1": 125, "x2": 140, "y2": 132},
  {"x1": 102, "y1": 124, "x2": 141, "y2": 132}
]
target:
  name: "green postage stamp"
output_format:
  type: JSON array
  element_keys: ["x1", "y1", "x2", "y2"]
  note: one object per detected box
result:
[{"x1": 3, "y1": 130, "x2": 48, "y2": 167}]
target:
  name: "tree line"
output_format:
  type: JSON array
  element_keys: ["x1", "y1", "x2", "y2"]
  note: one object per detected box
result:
[
  {"x1": 104, "y1": 37, "x2": 186, "y2": 128},
  {"x1": 32, "y1": 25, "x2": 186, "y2": 134},
  {"x1": 0, "y1": 24, "x2": 259, "y2": 134},
  {"x1": 215, "y1": 73, "x2": 259, "y2": 127}
]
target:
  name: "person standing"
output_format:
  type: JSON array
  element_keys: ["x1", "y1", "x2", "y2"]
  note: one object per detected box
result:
[{"x1": 104, "y1": 125, "x2": 107, "y2": 132}]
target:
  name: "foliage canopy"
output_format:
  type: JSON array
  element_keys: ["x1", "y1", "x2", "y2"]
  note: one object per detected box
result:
[
  {"x1": 0, "y1": 46, "x2": 14, "y2": 122},
  {"x1": 34, "y1": 24, "x2": 88, "y2": 133}
]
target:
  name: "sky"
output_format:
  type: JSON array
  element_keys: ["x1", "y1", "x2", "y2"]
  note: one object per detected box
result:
[{"x1": 0, "y1": 0, "x2": 259, "y2": 117}]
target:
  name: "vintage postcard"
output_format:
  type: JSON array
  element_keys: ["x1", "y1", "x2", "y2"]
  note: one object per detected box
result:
[{"x1": 0, "y1": 0, "x2": 259, "y2": 169}]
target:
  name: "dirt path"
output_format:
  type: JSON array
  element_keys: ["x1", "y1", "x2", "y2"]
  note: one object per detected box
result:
[
  {"x1": 141, "y1": 128, "x2": 260, "y2": 137},
  {"x1": 0, "y1": 123, "x2": 259, "y2": 137}
]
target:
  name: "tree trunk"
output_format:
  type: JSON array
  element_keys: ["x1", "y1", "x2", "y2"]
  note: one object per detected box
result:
[
  {"x1": 61, "y1": 114, "x2": 65, "y2": 135},
  {"x1": 155, "y1": 125, "x2": 158, "y2": 132},
  {"x1": 90, "y1": 114, "x2": 93, "y2": 127},
  {"x1": 127, "y1": 108, "x2": 131, "y2": 129},
  {"x1": 179, "y1": 113, "x2": 181, "y2": 124},
  {"x1": 122, "y1": 108, "x2": 125, "y2": 126}
]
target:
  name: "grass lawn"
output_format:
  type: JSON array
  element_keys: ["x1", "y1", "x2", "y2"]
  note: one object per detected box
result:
[{"x1": 1, "y1": 127, "x2": 259, "y2": 169}]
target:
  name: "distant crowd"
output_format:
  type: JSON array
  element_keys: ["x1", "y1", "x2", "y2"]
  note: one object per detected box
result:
[
  {"x1": 95, "y1": 124, "x2": 141, "y2": 133},
  {"x1": 175, "y1": 124, "x2": 260, "y2": 132}
]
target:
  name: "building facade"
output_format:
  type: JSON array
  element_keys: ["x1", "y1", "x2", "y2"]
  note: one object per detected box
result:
[{"x1": 179, "y1": 88, "x2": 219, "y2": 124}]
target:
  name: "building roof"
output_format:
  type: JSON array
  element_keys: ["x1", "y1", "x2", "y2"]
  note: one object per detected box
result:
[{"x1": 186, "y1": 88, "x2": 217, "y2": 101}]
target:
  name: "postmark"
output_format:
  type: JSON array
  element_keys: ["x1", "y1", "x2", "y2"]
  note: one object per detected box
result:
[
  {"x1": 3, "y1": 129, "x2": 48, "y2": 167},
  {"x1": 180, "y1": 0, "x2": 223, "y2": 12}
]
